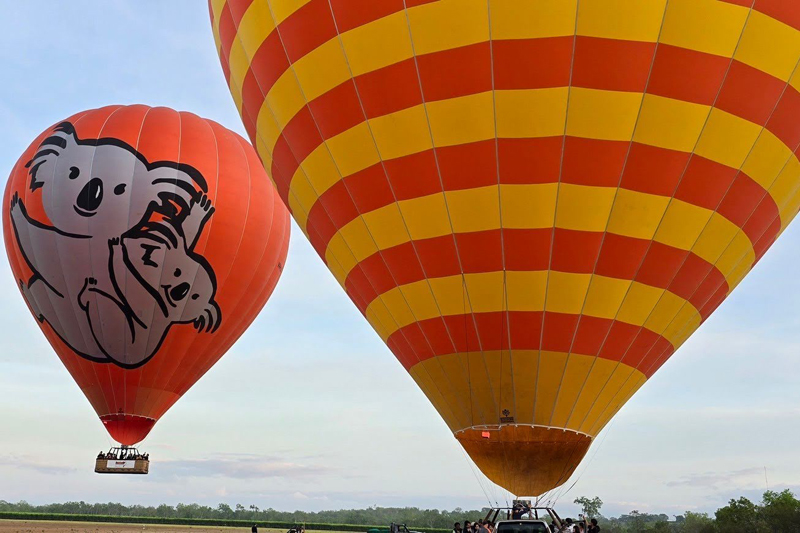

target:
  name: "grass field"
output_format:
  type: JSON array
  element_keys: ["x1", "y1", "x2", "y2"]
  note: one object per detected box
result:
[{"x1": 0, "y1": 521, "x2": 350, "y2": 533}]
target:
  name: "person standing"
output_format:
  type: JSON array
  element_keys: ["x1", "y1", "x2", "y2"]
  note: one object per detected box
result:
[
  {"x1": 251, "y1": 524, "x2": 258, "y2": 533},
  {"x1": 453, "y1": 522, "x2": 462, "y2": 533},
  {"x1": 587, "y1": 519, "x2": 600, "y2": 533}
]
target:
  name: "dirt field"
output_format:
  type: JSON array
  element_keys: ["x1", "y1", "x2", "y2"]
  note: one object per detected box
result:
[{"x1": 0, "y1": 521, "x2": 300, "y2": 533}]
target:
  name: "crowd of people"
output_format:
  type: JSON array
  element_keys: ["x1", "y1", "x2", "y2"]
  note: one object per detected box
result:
[
  {"x1": 96, "y1": 449, "x2": 149, "y2": 461},
  {"x1": 553, "y1": 517, "x2": 601, "y2": 533},
  {"x1": 450, "y1": 516, "x2": 600, "y2": 533},
  {"x1": 452, "y1": 519, "x2": 496, "y2": 533}
]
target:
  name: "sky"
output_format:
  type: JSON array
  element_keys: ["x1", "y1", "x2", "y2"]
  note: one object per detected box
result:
[{"x1": 1, "y1": 0, "x2": 799, "y2": 520}]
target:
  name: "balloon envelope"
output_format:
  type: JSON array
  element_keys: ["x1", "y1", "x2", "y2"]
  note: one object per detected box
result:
[
  {"x1": 4, "y1": 105, "x2": 290, "y2": 444},
  {"x1": 210, "y1": 0, "x2": 800, "y2": 495}
]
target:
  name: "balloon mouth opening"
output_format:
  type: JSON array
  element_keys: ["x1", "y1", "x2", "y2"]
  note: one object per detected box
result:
[
  {"x1": 455, "y1": 425, "x2": 592, "y2": 497},
  {"x1": 100, "y1": 413, "x2": 156, "y2": 445}
]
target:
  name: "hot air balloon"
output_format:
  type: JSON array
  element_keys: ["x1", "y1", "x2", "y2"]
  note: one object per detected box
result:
[
  {"x1": 210, "y1": 0, "x2": 800, "y2": 496},
  {"x1": 3, "y1": 105, "x2": 290, "y2": 466}
]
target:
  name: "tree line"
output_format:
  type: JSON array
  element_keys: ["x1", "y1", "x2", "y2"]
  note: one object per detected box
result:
[
  {"x1": 0, "y1": 501, "x2": 484, "y2": 528},
  {"x1": 1, "y1": 489, "x2": 798, "y2": 532},
  {"x1": 574, "y1": 489, "x2": 800, "y2": 532}
]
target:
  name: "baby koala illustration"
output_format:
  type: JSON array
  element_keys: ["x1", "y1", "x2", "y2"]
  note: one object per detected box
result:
[
  {"x1": 10, "y1": 122, "x2": 217, "y2": 366},
  {"x1": 78, "y1": 195, "x2": 221, "y2": 368}
]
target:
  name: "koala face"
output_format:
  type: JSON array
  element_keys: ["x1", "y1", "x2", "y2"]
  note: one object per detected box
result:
[
  {"x1": 26, "y1": 123, "x2": 205, "y2": 236},
  {"x1": 124, "y1": 221, "x2": 220, "y2": 332}
]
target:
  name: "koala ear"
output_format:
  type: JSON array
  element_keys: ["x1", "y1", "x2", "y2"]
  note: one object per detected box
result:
[
  {"x1": 193, "y1": 300, "x2": 221, "y2": 333},
  {"x1": 148, "y1": 163, "x2": 207, "y2": 219},
  {"x1": 24, "y1": 122, "x2": 78, "y2": 192}
]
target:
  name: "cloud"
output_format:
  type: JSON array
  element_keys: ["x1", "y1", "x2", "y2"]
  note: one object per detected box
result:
[
  {"x1": 0, "y1": 454, "x2": 77, "y2": 475},
  {"x1": 667, "y1": 468, "x2": 765, "y2": 489},
  {"x1": 155, "y1": 453, "x2": 334, "y2": 480}
]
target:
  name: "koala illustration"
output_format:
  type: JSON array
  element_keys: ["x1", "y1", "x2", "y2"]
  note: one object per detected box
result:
[
  {"x1": 10, "y1": 122, "x2": 219, "y2": 367},
  {"x1": 78, "y1": 195, "x2": 221, "y2": 368},
  {"x1": 23, "y1": 122, "x2": 205, "y2": 237}
]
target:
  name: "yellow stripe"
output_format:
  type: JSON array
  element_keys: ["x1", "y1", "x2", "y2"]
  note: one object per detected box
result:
[
  {"x1": 495, "y1": 88, "x2": 569, "y2": 138},
  {"x1": 659, "y1": 0, "x2": 749, "y2": 58},
  {"x1": 228, "y1": 38, "x2": 249, "y2": 113},
  {"x1": 292, "y1": 38, "x2": 351, "y2": 102},
  {"x1": 371, "y1": 105, "x2": 433, "y2": 159},
  {"x1": 567, "y1": 89, "x2": 643, "y2": 141},
  {"x1": 576, "y1": 0, "x2": 668, "y2": 43},
  {"x1": 266, "y1": 71, "x2": 307, "y2": 129},
  {"x1": 779, "y1": 179, "x2": 800, "y2": 230},
  {"x1": 743, "y1": 131, "x2": 798, "y2": 196},
  {"x1": 339, "y1": 11, "x2": 413, "y2": 77},
  {"x1": 210, "y1": 0, "x2": 227, "y2": 52},
  {"x1": 695, "y1": 108, "x2": 763, "y2": 170},
  {"x1": 410, "y1": 351, "x2": 646, "y2": 436},
  {"x1": 632, "y1": 94, "x2": 709, "y2": 153},
  {"x1": 490, "y1": 0, "x2": 578, "y2": 40},
  {"x1": 773, "y1": 157, "x2": 800, "y2": 229},
  {"x1": 406, "y1": 0, "x2": 489, "y2": 56},
  {"x1": 735, "y1": 10, "x2": 800, "y2": 83},
  {"x1": 324, "y1": 183, "x2": 754, "y2": 285},
  {"x1": 362, "y1": 270, "x2": 701, "y2": 347},
  {"x1": 790, "y1": 62, "x2": 800, "y2": 96}
]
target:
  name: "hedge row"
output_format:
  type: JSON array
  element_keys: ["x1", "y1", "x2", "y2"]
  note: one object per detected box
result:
[{"x1": 0, "y1": 512, "x2": 450, "y2": 533}]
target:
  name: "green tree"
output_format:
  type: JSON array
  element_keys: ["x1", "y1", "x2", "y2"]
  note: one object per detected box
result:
[
  {"x1": 625, "y1": 510, "x2": 647, "y2": 533},
  {"x1": 679, "y1": 511, "x2": 715, "y2": 533},
  {"x1": 574, "y1": 496, "x2": 603, "y2": 519},
  {"x1": 216, "y1": 503, "x2": 234, "y2": 518},
  {"x1": 715, "y1": 496, "x2": 765, "y2": 533},
  {"x1": 760, "y1": 489, "x2": 800, "y2": 533}
]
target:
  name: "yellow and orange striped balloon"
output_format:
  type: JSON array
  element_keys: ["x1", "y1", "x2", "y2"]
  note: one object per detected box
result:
[{"x1": 210, "y1": 0, "x2": 800, "y2": 496}]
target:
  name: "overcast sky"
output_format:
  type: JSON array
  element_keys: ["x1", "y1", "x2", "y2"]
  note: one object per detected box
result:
[{"x1": 1, "y1": 1, "x2": 799, "y2": 520}]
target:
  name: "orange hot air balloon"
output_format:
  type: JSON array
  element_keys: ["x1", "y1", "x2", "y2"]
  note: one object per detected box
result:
[
  {"x1": 4, "y1": 105, "x2": 290, "y2": 446},
  {"x1": 210, "y1": 0, "x2": 800, "y2": 495}
]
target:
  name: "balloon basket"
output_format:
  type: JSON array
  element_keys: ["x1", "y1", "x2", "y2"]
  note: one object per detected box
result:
[
  {"x1": 485, "y1": 503, "x2": 564, "y2": 529},
  {"x1": 94, "y1": 445, "x2": 149, "y2": 474}
]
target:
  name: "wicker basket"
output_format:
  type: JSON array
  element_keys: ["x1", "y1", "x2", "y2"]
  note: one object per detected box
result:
[{"x1": 94, "y1": 458, "x2": 149, "y2": 474}]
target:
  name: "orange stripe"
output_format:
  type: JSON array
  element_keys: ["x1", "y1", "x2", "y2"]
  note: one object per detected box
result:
[
  {"x1": 216, "y1": 3, "x2": 238, "y2": 82},
  {"x1": 303, "y1": 138, "x2": 779, "y2": 263},
  {"x1": 389, "y1": 311, "x2": 673, "y2": 379},
  {"x1": 225, "y1": 0, "x2": 256, "y2": 25}
]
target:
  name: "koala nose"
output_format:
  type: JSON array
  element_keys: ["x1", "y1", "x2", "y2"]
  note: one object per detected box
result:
[
  {"x1": 170, "y1": 282, "x2": 191, "y2": 302},
  {"x1": 77, "y1": 177, "x2": 103, "y2": 212}
]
